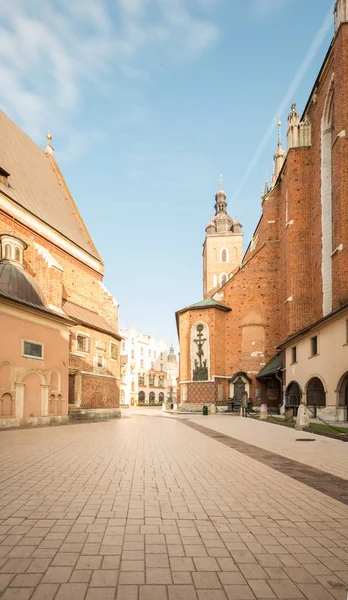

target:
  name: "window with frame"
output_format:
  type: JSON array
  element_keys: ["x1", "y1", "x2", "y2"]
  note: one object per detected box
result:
[
  {"x1": 131, "y1": 350, "x2": 135, "y2": 360},
  {"x1": 77, "y1": 334, "x2": 90, "y2": 353},
  {"x1": 160, "y1": 352, "x2": 163, "y2": 360},
  {"x1": 138, "y1": 374, "x2": 145, "y2": 386},
  {"x1": 310, "y1": 336, "x2": 318, "y2": 356},
  {"x1": 291, "y1": 347, "x2": 297, "y2": 364},
  {"x1": 151, "y1": 362, "x2": 155, "y2": 369},
  {"x1": 131, "y1": 379, "x2": 135, "y2": 392},
  {"x1": 122, "y1": 341, "x2": 126, "y2": 351},
  {"x1": 97, "y1": 354, "x2": 104, "y2": 368},
  {"x1": 141, "y1": 347, "x2": 144, "y2": 355},
  {"x1": 160, "y1": 363, "x2": 163, "y2": 371},
  {"x1": 149, "y1": 374, "x2": 155, "y2": 387},
  {"x1": 140, "y1": 359, "x2": 144, "y2": 368},
  {"x1": 23, "y1": 340, "x2": 43, "y2": 359},
  {"x1": 110, "y1": 343, "x2": 118, "y2": 360},
  {"x1": 159, "y1": 377, "x2": 165, "y2": 388}
]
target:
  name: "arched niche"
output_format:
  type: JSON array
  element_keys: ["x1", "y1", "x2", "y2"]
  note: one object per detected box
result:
[
  {"x1": 50, "y1": 369, "x2": 61, "y2": 392},
  {"x1": 191, "y1": 322, "x2": 210, "y2": 381},
  {"x1": 23, "y1": 371, "x2": 42, "y2": 418},
  {"x1": 1, "y1": 393, "x2": 13, "y2": 417},
  {"x1": 0, "y1": 361, "x2": 12, "y2": 391}
]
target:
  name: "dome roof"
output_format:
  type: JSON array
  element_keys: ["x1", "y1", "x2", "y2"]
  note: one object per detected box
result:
[{"x1": 0, "y1": 261, "x2": 46, "y2": 309}]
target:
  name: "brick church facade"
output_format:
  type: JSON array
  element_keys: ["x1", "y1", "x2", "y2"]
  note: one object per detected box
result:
[
  {"x1": 0, "y1": 112, "x2": 121, "y2": 427},
  {"x1": 176, "y1": 0, "x2": 348, "y2": 421}
]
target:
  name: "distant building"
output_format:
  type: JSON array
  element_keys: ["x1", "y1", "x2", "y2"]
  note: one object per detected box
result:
[
  {"x1": 0, "y1": 112, "x2": 122, "y2": 427},
  {"x1": 176, "y1": 1, "x2": 348, "y2": 421},
  {"x1": 167, "y1": 345, "x2": 179, "y2": 401},
  {"x1": 119, "y1": 325, "x2": 177, "y2": 406}
]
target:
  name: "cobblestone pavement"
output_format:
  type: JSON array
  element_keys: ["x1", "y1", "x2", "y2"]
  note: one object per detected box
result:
[{"x1": 0, "y1": 414, "x2": 348, "y2": 600}]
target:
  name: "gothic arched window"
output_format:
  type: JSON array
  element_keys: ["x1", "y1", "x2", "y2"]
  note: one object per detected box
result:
[
  {"x1": 149, "y1": 392, "x2": 155, "y2": 403},
  {"x1": 138, "y1": 391, "x2": 145, "y2": 404}
]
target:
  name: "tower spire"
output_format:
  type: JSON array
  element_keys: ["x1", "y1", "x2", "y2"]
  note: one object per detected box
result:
[{"x1": 273, "y1": 118, "x2": 286, "y2": 181}]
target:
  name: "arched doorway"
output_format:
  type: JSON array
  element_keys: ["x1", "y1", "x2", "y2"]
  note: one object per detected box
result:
[
  {"x1": 138, "y1": 391, "x2": 145, "y2": 405},
  {"x1": 338, "y1": 372, "x2": 348, "y2": 419},
  {"x1": 159, "y1": 392, "x2": 164, "y2": 405},
  {"x1": 306, "y1": 378, "x2": 326, "y2": 407},
  {"x1": 149, "y1": 392, "x2": 155, "y2": 404},
  {"x1": 285, "y1": 381, "x2": 301, "y2": 415}
]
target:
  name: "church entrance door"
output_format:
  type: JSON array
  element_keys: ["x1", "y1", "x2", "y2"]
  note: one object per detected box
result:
[{"x1": 69, "y1": 374, "x2": 76, "y2": 405}]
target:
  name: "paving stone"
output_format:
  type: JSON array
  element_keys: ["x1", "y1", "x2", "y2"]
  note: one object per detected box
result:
[
  {"x1": 87, "y1": 588, "x2": 116, "y2": 600},
  {"x1": 0, "y1": 574, "x2": 15, "y2": 591},
  {"x1": 146, "y1": 554, "x2": 169, "y2": 568},
  {"x1": 146, "y1": 568, "x2": 172, "y2": 584},
  {"x1": 224, "y1": 585, "x2": 255, "y2": 599},
  {"x1": 30, "y1": 584, "x2": 59, "y2": 600},
  {"x1": 10, "y1": 574, "x2": 42, "y2": 587},
  {"x1": 1, "y1": 589, "x2": 35, "y2": 600},
  {"x1": 193, "y1": 557, "x2": 219, "y2": 571},
  {"x1": 41, "y1": 567, "x2": 73, "y2": 584},
  {"x1": 192, "y1": 572, "x2": 222, "y2": 589},
  {"x1": 70, "y1": 569, "x2": 91, "y2": 583},
  {"x1": 116, "y1": 585, "x2": 137, "y2": 599},
  {"x1": 170, "y1": 557, "x2": 195, "y2": 572},
  {"x1": 139, "y1": 584, "x2": 168, "y2": 599},
  {"x1": 51, "y1": 553, "x2": 79, "y2": 567},
  {"x1": 167, "y1": 585, "x2": 198, "y2": 600},
  {"x1": 54, "y1": 583, "x2": 88, "y2": 600},
  {"x1": 76, "y1": 556, "x2": 102, "y2": 570},
  {"x1": 90, "y1": 570, "x2": 118, "y2": 587}
]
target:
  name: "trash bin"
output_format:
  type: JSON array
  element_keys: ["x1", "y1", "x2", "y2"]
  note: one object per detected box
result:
[{"x1": 203, "y1": 406, "x2": 208, "y2": 416}]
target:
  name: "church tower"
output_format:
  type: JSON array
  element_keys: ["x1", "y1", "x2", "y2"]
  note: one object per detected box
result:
[{"x1": 203, "y1": 180, "x2": 243, "y2": 298}]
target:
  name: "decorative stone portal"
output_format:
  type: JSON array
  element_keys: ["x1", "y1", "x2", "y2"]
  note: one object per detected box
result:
[{"x1": 229, "y1": 372, "x2": 251, "y2": 401}]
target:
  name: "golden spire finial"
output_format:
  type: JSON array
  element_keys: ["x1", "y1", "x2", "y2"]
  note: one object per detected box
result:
[
  {"x1": 277, "y1": 117, "x2": 282, "y2": 144},
  {"x1": 46, "y1": 130, "x2": 52, "y2": 142}
]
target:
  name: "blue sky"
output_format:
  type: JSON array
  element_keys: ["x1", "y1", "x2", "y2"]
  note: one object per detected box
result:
[{"x1": 0, "y1": 0, "x2": 334, "y2": 348}]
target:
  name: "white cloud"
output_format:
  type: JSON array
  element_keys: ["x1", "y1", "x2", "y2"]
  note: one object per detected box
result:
[{"x1": 0, "y1": 0, "x2": 220, "y2": 158}]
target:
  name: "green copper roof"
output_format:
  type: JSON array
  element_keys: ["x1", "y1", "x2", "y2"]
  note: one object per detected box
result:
[
  {"x1": 257, "y1": 354, "x2": 282, "y2": 379},
  {"x1": 188, "y1": 298, "x2": 230, "y2": 310}
]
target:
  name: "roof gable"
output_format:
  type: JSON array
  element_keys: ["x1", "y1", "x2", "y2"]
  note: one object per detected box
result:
[{"x1": 0, "y1": 111, "x2": 101, "y2": 262}]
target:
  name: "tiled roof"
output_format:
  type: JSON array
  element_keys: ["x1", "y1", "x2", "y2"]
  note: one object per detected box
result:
[
  {"x1": 62, "y1": 300, "x2": 121, "y2": 340},
  {"x1": 0, "y1": 111, "x2": 101, "y2": 261}
]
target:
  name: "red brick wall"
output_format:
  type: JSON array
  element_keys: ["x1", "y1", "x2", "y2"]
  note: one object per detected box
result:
[{"x1": 81, "y1": 374, "x2": 120, "y2": 409}]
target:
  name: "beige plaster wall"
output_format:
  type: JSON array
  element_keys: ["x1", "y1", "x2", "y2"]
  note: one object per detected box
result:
[
  {"x1": 284, "y1": 309, "x2": 348, "y2": 420},
  {"x1": 0, "y1": 302, "x2": 70, "y2": 422}
]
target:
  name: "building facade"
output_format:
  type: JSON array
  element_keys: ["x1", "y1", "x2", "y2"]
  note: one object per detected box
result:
[
  {"x1": 176, "y1": 1, "x2": 348, "y2": 421},
  {"x1": 119, "y1": 325, "x2": 178, "y2": 407},
  {"x1": 0, "y1": 112, "x2": 121, "y2": 427}
]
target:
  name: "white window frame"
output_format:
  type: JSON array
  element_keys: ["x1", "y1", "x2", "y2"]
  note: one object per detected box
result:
[{"x1": 22, "y1": 339, "x2": 44, "y2": 360}]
